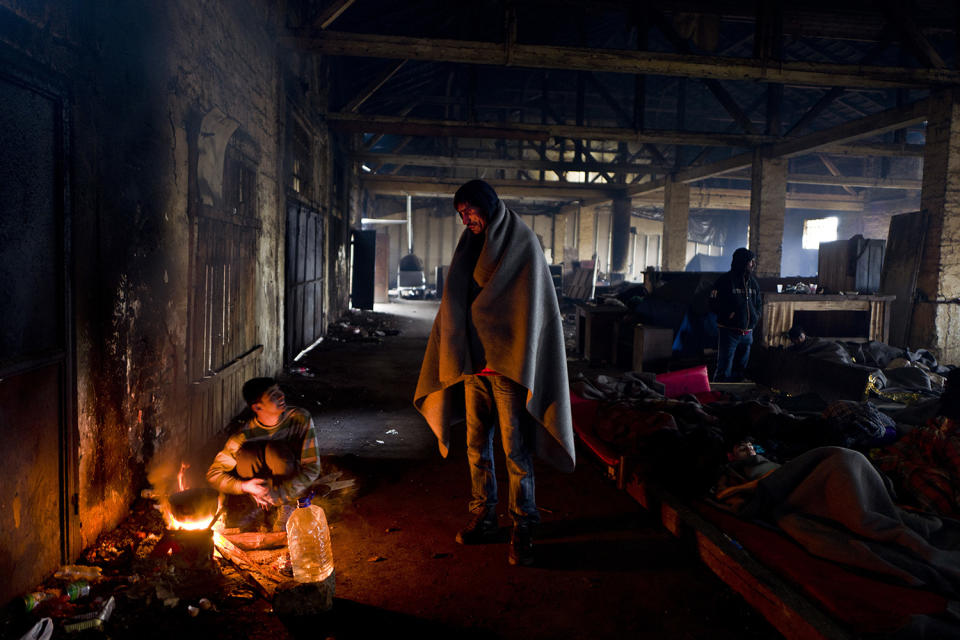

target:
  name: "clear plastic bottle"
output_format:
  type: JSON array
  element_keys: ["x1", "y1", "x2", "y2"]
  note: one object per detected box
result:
[
  {"x1": 285, "y1": 497, "x2": 334, "y2": 582},
  {"x1": 53, "y1": 565, "x2": 102, "y2": 582}
]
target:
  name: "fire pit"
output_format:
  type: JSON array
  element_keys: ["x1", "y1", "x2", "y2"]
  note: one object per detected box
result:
[
  {"x1": 167, "y1": 488, "x2": 220, "y2": 529},
  {"x1": 151, "y1": 487, "x2": 222, "y2": 572}
]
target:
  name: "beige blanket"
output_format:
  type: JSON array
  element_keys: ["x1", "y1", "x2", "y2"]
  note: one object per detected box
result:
[{"x1": 414, "y1": 200, "x2": 575, "y2": 472}]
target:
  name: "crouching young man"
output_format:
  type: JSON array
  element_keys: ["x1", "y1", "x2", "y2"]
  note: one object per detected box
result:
[{"x1": 207, "y1": 377, "x2": 321, "y2": 531}]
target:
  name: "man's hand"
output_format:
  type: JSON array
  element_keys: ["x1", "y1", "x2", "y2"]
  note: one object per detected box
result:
[{"x1": 240, "y1": 478, "x2": 275, "y2": 508}]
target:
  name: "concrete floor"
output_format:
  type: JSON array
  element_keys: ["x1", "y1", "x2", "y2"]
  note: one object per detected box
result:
[{"x1": 276, "y1": 299, "x2": 781, "y2": 640}]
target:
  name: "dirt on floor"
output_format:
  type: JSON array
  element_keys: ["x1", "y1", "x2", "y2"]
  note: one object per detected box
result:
[{"x1": 3, "y1": 301, "x2": 782, "y2": 640}]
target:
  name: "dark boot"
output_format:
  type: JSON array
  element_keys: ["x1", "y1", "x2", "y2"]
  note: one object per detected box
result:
[
  {"x1": 455, "y1": 508, "x2": 499, "y2": 544},
  {"x1": 508, "y1": 524, "x2": 534, "y2": 566}
]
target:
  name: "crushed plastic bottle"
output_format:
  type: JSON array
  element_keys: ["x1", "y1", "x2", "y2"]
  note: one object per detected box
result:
[
  {"x1": 285, "y1": 496, "x2": 334, "y2": 583},
  {"x1": 54, "y1": 565, "x2": 102, "y2": 582},
  {"x1": 22, "y1": 592, "x2": 55, "y2": 613}
]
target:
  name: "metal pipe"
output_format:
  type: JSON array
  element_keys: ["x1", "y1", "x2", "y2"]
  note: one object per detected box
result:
[
  {"x1": 406, "y1": 195, "x2": 413, "y2": 254},
  {"x1": 590, "y1": 208, "x2": 600, "y2": 300},
  {"x1": 605, "y1": 210, "x2": 613, "y2": 275}
]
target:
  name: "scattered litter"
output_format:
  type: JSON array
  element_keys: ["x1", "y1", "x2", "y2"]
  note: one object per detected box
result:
[
  {"x1": 54, "y1": 565, "x2": 103, "y2": 582},
  {"x1": 62, "y1": 596, "x2": 115, "y2": 633},
  {"x1": 187, "y1": 605, "x2": 199, "y2": 617},
  {"x1": 375, "y1": 440, "x2": 385, "y2": 444},
  {"x1": 18, "y1": 618, "x2": 52, "y2": 640},
  {"x1": 156, "y1": 584, "x2": 179, "y2": 608},
  {"x1": 22, "y1": 591, "x2": 56, "y2": 613},
  {"x1": 326, "y1": 479, "x2": 355, "y2": 492},
  {"x1": 385, "y1": 429, "x2": 399, "y2": 435},
  {"x1": 317, "y1": 471, "x2": 343, "y2": 484},
  {"x1": 198, "y1": 598, "x2": 216, "y2": 611}
]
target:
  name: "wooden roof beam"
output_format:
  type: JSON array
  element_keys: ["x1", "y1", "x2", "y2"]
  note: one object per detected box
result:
[
  {"x1": 664, "y1": 97, "x2": 929, "y2": 187},
  {"x1": 350, "y1": 152, "x2": 668, "y2": 175},
  {"x1": 817, "y1": 154, "x2": 857, "y2": 196},
  {"x1": 362, "y1": 174, "x2": 863, "y2": 212},
  {"x1": 286, "y1": 30, "x2": 960, "y2": 89},
  {"x1": 312, "y1": 0, "x2": 357, "y2": 30},
  {"x1": 818, "y1": 142, "x2": 924, "y2": 157},
  {"x1": 360, "y1": 175, "x2": 619, "y2": 201},
  {"x1": 883, "y1": 1, "x2": 948, "y2": 69},
  {"x1": 326, "y1": 112, "x2": 774, "y2": 147},
  {"x1": 719, "y1": 171, "x2": 922, "y2": 190},
  {"x1": 342, "y1": 60, "x2": 408, "y2": 113}
]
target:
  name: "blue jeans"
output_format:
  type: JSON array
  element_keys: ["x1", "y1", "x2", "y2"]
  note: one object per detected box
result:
[
  {"x1": 463, "y1": 375, "x2": 539, "y2": 526},
  {"x1": 715, "y1": 327, "x2": 753, "y2": 382}
]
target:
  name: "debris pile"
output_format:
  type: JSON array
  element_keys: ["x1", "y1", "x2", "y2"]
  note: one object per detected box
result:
[
  {"x1": 323, "y1": 309, "x2": 400, "y2": 344},
  {"x1": 1, "y1": 500, "x2": 286, "y2": 640}
]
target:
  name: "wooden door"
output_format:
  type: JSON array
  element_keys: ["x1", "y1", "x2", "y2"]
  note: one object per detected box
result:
[
  {"x1": 0, "y1": 66, "x2": 76, "y2": 603},
  {"x1": 285, "y1": 201, "x2": 325, "y2": 361}
]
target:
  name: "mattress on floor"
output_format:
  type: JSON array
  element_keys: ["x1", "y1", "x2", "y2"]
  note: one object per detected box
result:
[{"x1": 569, "y1": 391, "x2": 951, "y2": 637}]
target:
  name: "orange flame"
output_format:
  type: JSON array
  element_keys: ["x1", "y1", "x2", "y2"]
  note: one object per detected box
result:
[
  {"x1": 178, "y1": 462, "x2": 190, "y2": 492},
  {"x1": 166, "y1": 512, "x2": 217, "y2": 531},
  {"x1": 161, "y1": 461, "x2": 221, "y2": 531}
]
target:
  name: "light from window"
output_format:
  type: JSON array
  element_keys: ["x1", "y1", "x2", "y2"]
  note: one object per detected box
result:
[{"x1": 802, "y1": 216, "x2": 838, "y2": 250}]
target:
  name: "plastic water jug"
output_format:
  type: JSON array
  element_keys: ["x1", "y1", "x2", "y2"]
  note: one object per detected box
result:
[{"x1": 285, "y1": 497, "x2": 334, "y2": 582}]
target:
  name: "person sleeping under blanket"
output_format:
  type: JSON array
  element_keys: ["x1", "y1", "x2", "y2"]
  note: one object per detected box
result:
[{"x1": 711, "y1": 443, "x2": 960, "y2": 598}]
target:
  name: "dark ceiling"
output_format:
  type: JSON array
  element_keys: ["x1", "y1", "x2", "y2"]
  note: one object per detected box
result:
[{"x1": 284, "y1": 0, "x2": 958, "y2": 214}]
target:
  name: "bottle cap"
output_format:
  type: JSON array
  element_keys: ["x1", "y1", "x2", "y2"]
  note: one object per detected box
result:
[{"x1": 297, "y1": 489, "x2": 317, "y2": 508}]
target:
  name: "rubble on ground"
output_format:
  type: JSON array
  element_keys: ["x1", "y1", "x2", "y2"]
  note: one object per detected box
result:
[
  {"x1": 1, "y1": 500, "x2": 288, "y2": 640},
  {"x1": 323, "y1": 309, "x2": 401, "y2": 344}
]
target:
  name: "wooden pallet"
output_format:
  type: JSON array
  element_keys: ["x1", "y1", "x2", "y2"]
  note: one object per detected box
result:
[{"x1": 625, "y1": 479, "x2": 853, "y2": 640}]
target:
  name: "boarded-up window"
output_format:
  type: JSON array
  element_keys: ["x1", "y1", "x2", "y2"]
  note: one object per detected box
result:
[
  {"x1": 288, "y1": 121, "x2": 312, "y2": 198},
  {"x1": 189, "y1": 143, "x2": 260, "y2": 381}
]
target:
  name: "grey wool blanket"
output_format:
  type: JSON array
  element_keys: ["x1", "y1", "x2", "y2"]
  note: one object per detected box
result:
[
  {"x1": 715, "y1": 446, "x2": 960, "y2": 596},
  {"x1": 413, "y1": 200, "x2": 575, "y2": 472}
]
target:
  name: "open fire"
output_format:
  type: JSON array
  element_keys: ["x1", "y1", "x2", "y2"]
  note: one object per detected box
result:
[
  {"x1": 161, "y1": 463, "x2": 222, "y2": 531},
  {"x1": 148, "y1": 462, "x2": 222, "y2": 571},
  {"x1": 147, "y1": 460, "x2": 292, "y2": 599}
]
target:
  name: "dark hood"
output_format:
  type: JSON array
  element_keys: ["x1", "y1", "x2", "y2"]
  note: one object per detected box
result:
[
  {"x1": 730, "y1": 248, "x2": 755, "y2": 273},
  {"x1": 454, "y1": 179, "x2": 501, "y2": 223}
]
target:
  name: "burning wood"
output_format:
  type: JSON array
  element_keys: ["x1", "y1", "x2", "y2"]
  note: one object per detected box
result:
[
  {"x1": 221, "y1": 531, "x2": 287, "y2": 550},
  {"x1": 211, "y1": 531, "x2": 288, "y2": 599}
]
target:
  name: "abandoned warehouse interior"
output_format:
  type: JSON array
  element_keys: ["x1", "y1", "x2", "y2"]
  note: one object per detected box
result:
[{"x1": 3, "y1": 0, "x2": 960, "y2": 638}]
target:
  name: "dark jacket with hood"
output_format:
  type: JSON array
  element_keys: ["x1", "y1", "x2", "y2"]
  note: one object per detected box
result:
[{"x1": 709, "y1": 248, "x2": 762, "y2": 331}]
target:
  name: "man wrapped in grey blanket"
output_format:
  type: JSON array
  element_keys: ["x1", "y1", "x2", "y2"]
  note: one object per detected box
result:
[{"x1": 713, "y1": 446, "x2": 960, "y2": 597}]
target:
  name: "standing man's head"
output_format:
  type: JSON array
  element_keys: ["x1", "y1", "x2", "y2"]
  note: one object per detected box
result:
[
  {"x1": 731, "y1": 248, "x2": 756, "y2": 274},
  {"x1": 242, "y1": 377, "x2": 287, "y2": 426},
  {"x1": 454, "y1": 180, "x2": 500, "y2": 235}
]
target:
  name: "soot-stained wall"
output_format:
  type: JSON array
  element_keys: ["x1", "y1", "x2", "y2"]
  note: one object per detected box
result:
[
  {"x1": 0, "y1": 0, "x2": 354, "y2": 564},
  {"x1": 73, "y1": 1, "x2": 286, "y2": 549}
]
